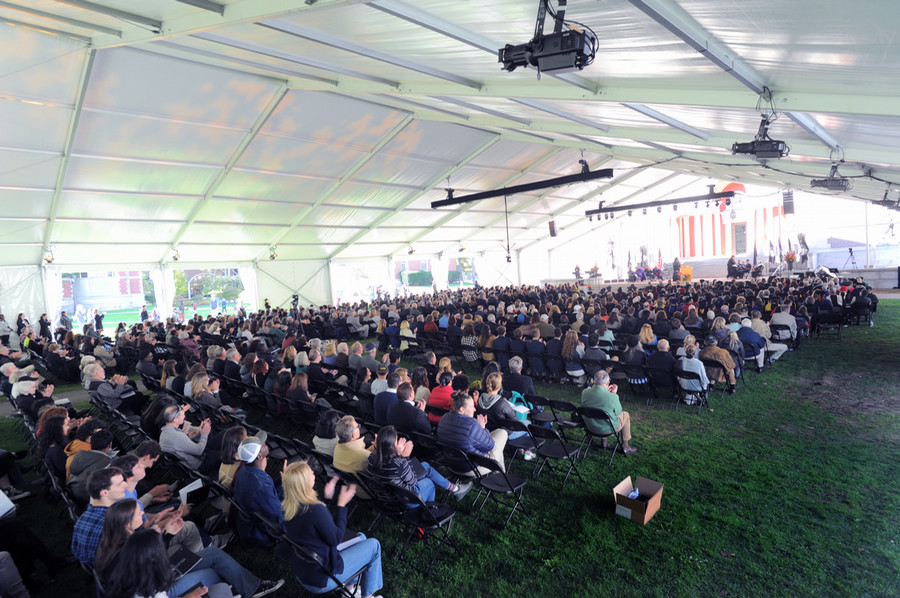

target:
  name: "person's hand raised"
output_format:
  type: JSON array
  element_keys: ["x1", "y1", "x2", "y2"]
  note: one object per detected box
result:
[
  {"x1": 337, "y1": 483, "x2": 357, "y2": 507},
  {"x1": 323, "y1": 476, "x2": 339, "y2": 501}
]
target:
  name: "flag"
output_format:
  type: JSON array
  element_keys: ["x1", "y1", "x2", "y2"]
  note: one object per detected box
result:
[
  {"x1": 628, "y1": 251, "x2": 632, "y2": 269},
  {"x1": 657, "y1": 249, "x2": 663, "y2": 270},
  {"x1": 753, "y1": 242, "x2": 758, "y2": 266},
  {"x1": 778, "y1": 238, "x2": 783, "y2": 260},
  {"x1": 768, "y1": 241, "x2": 775, "y2": 264}
]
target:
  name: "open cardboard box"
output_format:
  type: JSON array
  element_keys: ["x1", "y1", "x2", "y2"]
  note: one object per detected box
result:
[{"x1": 613, "y1": 475, "x2": 664, "y2": 525}]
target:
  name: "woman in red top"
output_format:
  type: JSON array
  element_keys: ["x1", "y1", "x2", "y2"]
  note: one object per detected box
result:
[{"x1": 426, "y1": 371, "x2": 454, "y2": 424}]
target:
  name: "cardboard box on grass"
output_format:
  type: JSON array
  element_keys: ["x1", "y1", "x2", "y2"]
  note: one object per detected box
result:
[{"x1": 613, "y1": 476, "x2": 664, "y2": 525}]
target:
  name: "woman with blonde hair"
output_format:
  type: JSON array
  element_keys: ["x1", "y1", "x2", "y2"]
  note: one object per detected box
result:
[
  {"x1": 638, "y1": 323, "x2": 658, "y2": 349},
  {"x1": 561, "y1": 329, "x2": 586, "y2": 384},
  {"x1": 398, "y1": 319, "x2": 415, "y2": 352},
  {"x1": 282, "y1": 462, "x2": 383, "y2": 598},
  {"x1": 191, "y1": 371, "x2": 222, "y2": 409},
  {"x1": 710, "y1": 316, "x2": 729, "y2": 343},
  {"x1": 676, "y1": 334, "x2": 696, "y2": 358}
]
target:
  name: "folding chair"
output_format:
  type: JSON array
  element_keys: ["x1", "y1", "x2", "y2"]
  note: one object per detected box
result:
[
  {"x1": 700, "y1": 358, "x2": 729, "y2": 400},
  {"x1": 647, "y1": 366, "x2": 677, "y2": 408},
  {"x1": 673, "y1": 369, "x2": 710, "y2": 416},
  {"x1": 466, "y1": 452, "x2": 530, "y2": 529},
  {"x1": 386, "y1": 482, "x2": 462, "y2": 576},
  {"x1": 256, "y1": 512, "x2": 366, "y2": 598},
  {"x1": 526, "y1": 424, "x2": 584, "y2": 490},
  {"x1": 497, "y1": 418, "x2": 544, "y2": 473},
  {"x1": 574, "y1": 406, "x2": 625, "y2": 466}
]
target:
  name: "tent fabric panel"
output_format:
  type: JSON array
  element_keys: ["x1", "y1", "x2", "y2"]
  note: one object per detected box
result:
[
  {"x1": 63, "y1": 156, "x2": 220, "y2": 195},
  {"x1": 0, "y1": 191, "x2": 53, "y2": 219},
  {"x1": 72, "y1": 109, "x2": 247, "y2": 165},
  {"x1": 0, "y1": 27, "x2": 86, "y2": 104},
  {"x1": 51, "y1": 219, "x2": 183, "y2": 244},
  {"x1": 2, "y1": 100, "x2": 72, "y2": 152},
  {"x1": 278, "y1": 226, "x2": 364, "y2": 246},
  {"x1": 196, "y1": 198, "x2": 302, "y2": 225},
  {"x1": 0, "y1": 150, "x2": 61, "y2": 188},
  {"x1": 261, "y1": 90, "x2": 410, "y2": 148},
  {"x1": 215, "y1": 169, "x2": 334, "y2": 201},
  {"x1": 235, "y1": 133, "x2": 371, "y2": 179},
  {"x1": 84, "y1": 47, "x2": 282, "y2": 129},
  {"x1": 180, "y1": 223, "x2": 291, "y2": 245},
  {"x1": 56, "y1": 192, "x2": 200, "y2": 221}
]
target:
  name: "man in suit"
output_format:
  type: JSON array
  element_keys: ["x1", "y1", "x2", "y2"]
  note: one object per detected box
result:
[
  {"x1": 224, "y1": 348, "x2": 242, "y2": 380},
  {"x1": 387, "y1": 382, "x2": 431, "y2": 436},
  {"x1": 373, "y1": 372, "x2": 401, "y2": 426},
  {"x1": 502, "y1": 356, "x2": 535, "y2": 397}
]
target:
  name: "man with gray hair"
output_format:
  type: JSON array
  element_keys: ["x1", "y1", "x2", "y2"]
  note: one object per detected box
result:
[
  {"x1": 581, "y1": 370, "x2": 637, "y2": 454},
  {"x1": 333, "y1": 415, "x2": 374, "y2": 474},
  {"x1": 502, "y1": 355, "x2": 535, "y2": 397}
]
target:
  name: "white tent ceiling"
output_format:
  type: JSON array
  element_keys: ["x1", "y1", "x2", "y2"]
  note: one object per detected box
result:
[{"x1": 2, "y1": 0, "x2": 900, "y2": 268}]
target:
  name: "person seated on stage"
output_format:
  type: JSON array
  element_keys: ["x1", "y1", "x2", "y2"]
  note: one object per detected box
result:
[
  {"x1": 727, "y1": 255, "x2": 737, "y2": 278},
  {"x1": 581, "y1": 370, "x2": 637, "y2": 454}
]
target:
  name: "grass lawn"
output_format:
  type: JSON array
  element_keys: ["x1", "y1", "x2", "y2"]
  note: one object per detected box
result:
[{"x1": 3, "y1": 302, "x2": 898, "y2": 597}]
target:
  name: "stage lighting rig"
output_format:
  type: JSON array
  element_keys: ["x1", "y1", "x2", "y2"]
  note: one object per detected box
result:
[
  {"x1": 810, "y1": 162, "x2": 851, "y2": 192},
  {"x1": 732, "y1": 113, "x2": 789, "y2": 160},
  {"x1": 498, "y1": 0, "x2": 598, "y2": 78}
]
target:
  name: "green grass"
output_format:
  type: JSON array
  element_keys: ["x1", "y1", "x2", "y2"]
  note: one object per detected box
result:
[{"x1": 4, "y1": 303, "x2": 899, "y2": 597}]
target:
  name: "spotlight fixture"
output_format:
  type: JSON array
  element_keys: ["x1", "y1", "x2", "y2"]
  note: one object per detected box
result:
[
  {"x1": 44, "y1": 253, "x2": 54, "y2": 264},
  {"x1": 810, "y1": 162, "x2": 851, "y2": 191},
  {"x1": 408, "y1": 246, "x2": 415, "y2": 255},
  {"x1": 673, "y1": 205, "x2": 678, "y2": 211},
  {"x1": 657, "y1": 206, "x2": 662, "y2": 213},
  {"x1": 627, "y1": 210, "x2": 632, "y2": 217},
  {"x1": 705, "y1": 201, "x2": 710, "y2": 208},
  {"x1": 506, "y1": 254, "x2": 512, "y2": 263},
  {"x1": 694, "y1": 202, "x2": 698, "y2": 208},
  {"x1": 642, "y1": 208, "x2": 647, "y2": 215},
  {"x1": 732, "y1": 90, "x2": 790, "y2": 160},
  {"x1": 172, "y1": 251, "x2": 180, "y2": 261},
  {"x1": 588, "y1": 215, "x2": 593, "y2": 222},
  {"x1": 269, "y1": 246, "x2": 278, "y2": 260},
  {"x1": 458, "y1": 246, "x2": 466, "y2": 253},
  {"x1": 730, "y1": 209, "x2": 737, "y2": 220}
]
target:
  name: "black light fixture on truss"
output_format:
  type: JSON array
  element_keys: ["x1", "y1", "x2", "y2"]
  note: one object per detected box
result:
[
  {"x1": 432, "y1": 160, "x2": 613, "y2": 209},
  {"x1": 586, "y1": 190, "x2": 736, "y2": 217},
  {"x1": 810, "y1": 161, "x2": 852, "y2": 192},
  {"x1": 498, "y1": 0, "x2": 598, "y2": 78},
  {"x1": 732, "y1": 87, "x2": 790, "y2": 160}
]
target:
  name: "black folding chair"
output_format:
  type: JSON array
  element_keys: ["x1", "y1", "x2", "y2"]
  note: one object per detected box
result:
[
  {"x1": 673, "y1": 369, "x2": 710, "y2": 416},
  {"x1": 466, "y1": 452, "x2": 530, "y2": 529},
  {"x1": 386, "y1": 482, "x2": 462, "y2": 576},
  {"x1": 574, "y1": 406, "x2": 625, "y2": 466},
  {"x1": 526, "y1": 424, "x2": 584, "y2": 490}
]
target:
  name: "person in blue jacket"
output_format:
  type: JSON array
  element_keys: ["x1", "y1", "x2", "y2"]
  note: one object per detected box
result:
[{"x1": 232, "y1": 434, "x2": 283, "y2": 546}]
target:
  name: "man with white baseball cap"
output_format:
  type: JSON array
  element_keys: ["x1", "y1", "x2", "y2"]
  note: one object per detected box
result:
[{"x1": 232, "y1": 432, "x2": 283, "y2": 546}]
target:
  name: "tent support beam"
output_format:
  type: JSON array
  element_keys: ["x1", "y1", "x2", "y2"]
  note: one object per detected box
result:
[{"x1": 42, "y1": 49, "x2": 95, "y2": 265}]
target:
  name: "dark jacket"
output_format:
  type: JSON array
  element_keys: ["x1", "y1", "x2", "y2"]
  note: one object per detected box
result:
[
  {"x1": 387, "y1": 400, "x2": 432, "y2": 437},
  {"x1": 502, "y1": 372, "x2": 535, "y2": 397},
  {"x1": 233, "y1": 465, "x2": 283, "y2": 547},
  {"x1": 373, "y1": 390, "x2": 400, "y2": 426},
  {"x1": 284, "y1": 503, "x2": 347, "y2": 588},
  {"x1": 437, "y1": 411, "x2": 494, "y2": 471}
]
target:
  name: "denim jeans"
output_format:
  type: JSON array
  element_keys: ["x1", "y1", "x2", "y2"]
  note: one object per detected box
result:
[
  {"x1": 170, "y1": 546, "x2": 260, "y2": 598},
  {"x1": 299, "y1": 536, "x2": 383, "y2": 597}
]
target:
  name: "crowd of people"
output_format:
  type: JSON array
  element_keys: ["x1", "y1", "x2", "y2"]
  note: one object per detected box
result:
[{"x1": 0, "y1": 270, "x2": 881, "y2": 597}]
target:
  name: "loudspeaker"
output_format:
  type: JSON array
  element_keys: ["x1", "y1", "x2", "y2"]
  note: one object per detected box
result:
[
  {"x1": 782, "y1": 190, "x2": 795, "y2": 215},
  {"x1": 549, "y1": 220, "x2": 557, "y2": 237}
]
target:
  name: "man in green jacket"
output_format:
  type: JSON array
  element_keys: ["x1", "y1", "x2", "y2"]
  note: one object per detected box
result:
[{"x1": 581, "y1": 370, "x2": 638, "y2": 454}]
